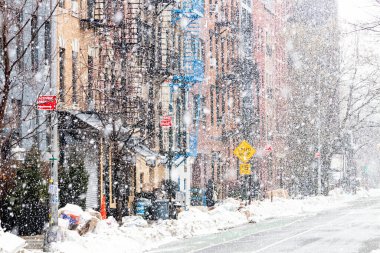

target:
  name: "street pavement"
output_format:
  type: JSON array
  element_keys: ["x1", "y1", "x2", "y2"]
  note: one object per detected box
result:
[{"x1": 148, "y1": 196, "x2": 380, "y2": 253}]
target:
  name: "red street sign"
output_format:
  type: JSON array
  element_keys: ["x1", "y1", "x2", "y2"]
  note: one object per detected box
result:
[
  {"x1": 160, "y1": 116, "x2": 172, "y2": 127},
  {"x1": 265, "y1": 145, "x2": 273, "y2": 152},
  {"x1": 315, "y1": 152, "x2": 321, "y2": 158},
  {"x1": 37, "y1": 96, "x2": 57, "y2": 110}
]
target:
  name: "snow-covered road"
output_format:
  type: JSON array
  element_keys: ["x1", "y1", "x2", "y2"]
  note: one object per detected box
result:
[{"x1": 149, "y1": 195, "x2": 380, "y2": 253}]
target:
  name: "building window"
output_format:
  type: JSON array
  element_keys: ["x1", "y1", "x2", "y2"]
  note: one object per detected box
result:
[
  {"x1": 59, "y1": 0, "x2": 65, "y2": 8},
  {"x1": 231, "y1": 39, "x2": 235, "y2": 59},
  {"x1": 31, "y1": 15, "x2": 38, "y2": 71},
  {"x1": 215, "y1": 37, "x2": 219, "y2": 73},
  {"x1": 87, "y1": 0, "x2": 94, "y2": 19},
  {"x1": 200, "y1": 39, "x2": 205, "y2": 63},
  {"x1": 17, "y1": 13, "x2": 24, "y2": 70},
  {"x1": 184, "y1": 178, "x2": 187, "y2": 190},
  {"x1": 178, "y1": 177, "x2": 181, "y2": 191},
  {"x1": 193, "y1": 94, "x2": 200, "y2": 125},
  {"x1": 201, "y1": 97, "x2": 206, "y2": 126},
  {"x1": 88, "y1": 55, "x2": 94, "y2": 103},
  {"x1": 0, "y1": 38, "x2": 2, "y2": 66},
  {"x1": 72, "y1": 51, "x2": 78, "y2": 104},
  {"x1": 44, "y1": 21, "x2": 51, "y2": 63},
  {"x1": 121, "y1": 58, "x2": 126, "y2": 89},
  {"x1": 210, "y1": 86, "x2": 214, "y2": 126},
  {"x1": 227, "y1": 39, "x2": 231, "y2": 69},
  {"x1": 211, "y1": 152, "x2": 217, "y2": 181},
  {"x1": 102, "y1": 67, "x2": 109, "y2": 110},
  {"x1": 209, "y1": 31, "x2": 213, "y2": 55},
  {"x1": 267, "y1": 87, "x2": 273, "y2": 99},
  {"x1": 176, "y1": 98, "x2": 182, "y2": 149},
  {"x1": 59, "y1": 47, "x2": 65, "y2": 102},
  {"x1": 216, "y1": 86, "x2": 222, "y2": 125},
  {"x1": 214, "y1": 0, "x2": 218, "y2": 17},
  {"x1": 221, "y1": 40, "x2": 225, "y2": 73},
  {"x1": 140, "y1": 173, "x2": 144, "y2": 190},
  {"x1": 217, "y1": 154, "x2": 221, "y2": 182},
  {"x1": 178, "y1": 34, "x2": 182, "y2": 71},
  {"x1": 157, "y1": 22, "x2": 163, "y2": 70},
  {"x1": 221, "y1": 91, "x2": 225, "y2": 118}
]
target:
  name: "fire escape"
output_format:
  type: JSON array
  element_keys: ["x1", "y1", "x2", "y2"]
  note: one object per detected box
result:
[
  {"x1": 170, "y1": 0, "x2": 204, "y2": 159},
  {"x1": 123, "y1": 0, "x2": 144, "y2": 126},
  {"x1": 78, "y1": 0, "x2": 144, "y2": 211},
  {"x1": 81, "y1": 0, "x2": 143, "y2": 126}
]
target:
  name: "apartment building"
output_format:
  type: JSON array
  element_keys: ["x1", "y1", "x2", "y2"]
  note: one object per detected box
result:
[
  {"x1": 251, "y1": 0, "x2": 288, "y2": 194},
  {"x1": 190, "y1": 0, "x2": 255, "y2": 201},
  {"x1": 53, "y1": 0, "x2": 175, "y2": 211}
]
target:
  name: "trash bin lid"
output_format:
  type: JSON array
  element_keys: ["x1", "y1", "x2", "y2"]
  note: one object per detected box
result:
[{"x1": 155, "y1": 199, "x2": 169, "y2": 203}]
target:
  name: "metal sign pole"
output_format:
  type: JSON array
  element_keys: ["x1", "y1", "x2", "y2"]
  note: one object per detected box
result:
[
  {"x1": 168, "y1": 86, "x2": 174, "y2": 204},
  {"x1": 44, "y1": 110, "x2": 59, "y2": 252}
]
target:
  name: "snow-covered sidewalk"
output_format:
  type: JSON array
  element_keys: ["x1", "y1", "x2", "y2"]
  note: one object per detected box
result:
[{"x1": 52, "y1": 188, "x2": 380, "y2": 253}]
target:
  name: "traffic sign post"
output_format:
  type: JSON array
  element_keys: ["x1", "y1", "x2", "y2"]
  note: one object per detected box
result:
[
  {"x1": 234, "y1": 140, "x2": 256, "y2": 205},
  {"x1": 160, "y1": 116, "x2": 172, "y2": 127},
  {"x1": 240, "y1": 163, "x2": 251, "y2": 175},
  {"x1": 37, "y1": 95, "x2": 57, "y2": 111},
  {"x1": 233, "y1": 140, "x2": 256, "y2": 163},
  {"x1": 40, "y1": 96, "x2": 59, "y2": 251},
  {"x1": 265, "y1": 145, "x2": 273, "y2": 152}
]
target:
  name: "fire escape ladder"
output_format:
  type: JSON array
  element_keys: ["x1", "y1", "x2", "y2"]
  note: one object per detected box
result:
[
  {"x1": 158, "y1": 8, "x2": 173, "y2": 74},
  {"x1": 94, "y1": 0, "x2": 106, "y2": 22},
  {"x1": 119, "y1": 0, "x2": 144, "y2": 125},
  {"x1": 124, "y1": 0, "x2": 141, "y2": 45}
]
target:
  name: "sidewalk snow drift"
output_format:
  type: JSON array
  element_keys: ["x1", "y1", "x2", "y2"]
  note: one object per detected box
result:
[{"x1": 52, "y1": 188, "x2": 380, "y2": 253}]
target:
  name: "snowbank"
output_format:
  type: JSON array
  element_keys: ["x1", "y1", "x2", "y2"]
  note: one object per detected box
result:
[
  {"x1": 247, "y1": 188, "x2": 374, "y2": 222},
  {"x1": 0, "y1": 231, "x2": 26, "y2": 253},
  {"x1": 0, "y1": 221, "x2": 27, "y2": 253},
  {"x1": 52, "y1": 188, "x2": 380, "y2": 253}
]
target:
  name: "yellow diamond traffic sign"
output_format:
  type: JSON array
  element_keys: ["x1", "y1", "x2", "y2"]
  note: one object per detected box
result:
[
  {"x1": 239, "y1": 163, "x2": 251, "y2": 175},
  {"x1": 234, "y1": 140, "x2": 256, "y2": 163}
]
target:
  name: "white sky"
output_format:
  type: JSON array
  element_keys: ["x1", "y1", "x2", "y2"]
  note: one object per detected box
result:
[
  {"x1": 338, "y1": 0, "x2": 380, "y2": 51},
  {"x1": 338, "y1": 0, "x2": 380, "y2": 23}
]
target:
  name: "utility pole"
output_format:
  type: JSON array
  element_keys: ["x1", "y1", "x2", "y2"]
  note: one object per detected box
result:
[{"x1": 44, "y1": 0, "x2": 59, "y2": 249}]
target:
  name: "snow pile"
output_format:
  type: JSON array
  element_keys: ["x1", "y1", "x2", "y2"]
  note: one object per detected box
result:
[
  {"x1": 0, "y1": 221, "x2": 28, "y2": 253},
  {"x1": 52, "y1": 200, "x2": 247, "y2": 253},
  {"x1": 0, "y1": 231, "x2": 26, "y2": 253},
  {"x1": 247, "y1": 188, "x2": 376, "y2": 222},
  {"x1": 52, "y1": 188, "x2": 379, "y2": 253}
]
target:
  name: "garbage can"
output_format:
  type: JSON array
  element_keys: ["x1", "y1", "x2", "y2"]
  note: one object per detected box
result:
[
  {"x1": 170, "y1": 202, "x2": 182, "y2": 220},
  {"x1": 152, "y1": 200, "x2": 169, "y2": 220},
  {"x1": 134, "y1": 198, "x2": 151, "y2": 218}
]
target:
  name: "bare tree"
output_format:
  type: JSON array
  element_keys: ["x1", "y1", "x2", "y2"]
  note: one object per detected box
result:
[{"x1": 0, "y1": 0, "x2": 58, "y2": 168}]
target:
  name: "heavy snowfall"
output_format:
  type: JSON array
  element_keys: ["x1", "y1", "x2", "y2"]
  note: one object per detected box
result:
[{"x1": 1, "y1": 0, "x2": 380, "y2": 252}]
